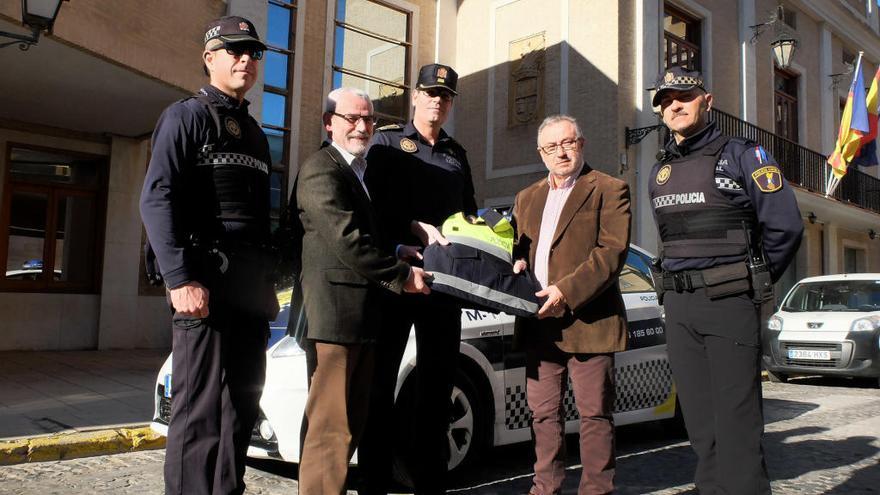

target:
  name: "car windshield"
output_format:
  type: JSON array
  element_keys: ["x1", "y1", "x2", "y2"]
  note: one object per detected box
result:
[{"x1": 782, "y1": 280, "x2": 880, "y2": 312}]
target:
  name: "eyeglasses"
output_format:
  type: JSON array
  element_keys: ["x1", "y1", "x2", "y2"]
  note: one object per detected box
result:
[
  {"x1": 537, "y1": 139, "x2": 581, "y2": 155},
  {"x1": 420, "y1": 88, "x2": 454, "y2": 101},
  {"x1": 332, "y1": 112, "x2": 377, "y2": 125},
  {"x1": 211, "y1": 44, "x2": 264, "y2": 60}
]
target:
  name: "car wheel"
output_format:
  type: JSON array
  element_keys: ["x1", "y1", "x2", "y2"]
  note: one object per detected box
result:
[
  {"x1": 392, "y1": 368, "x2": 488, "y2": 486},
  {"x1": 767, "y1": 370, "x2": 788, "y2": 383}
]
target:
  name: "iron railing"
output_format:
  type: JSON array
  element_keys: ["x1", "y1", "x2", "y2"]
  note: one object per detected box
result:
[{"x1": 709, "y1": 108, "x2": 880, "y2": 215}]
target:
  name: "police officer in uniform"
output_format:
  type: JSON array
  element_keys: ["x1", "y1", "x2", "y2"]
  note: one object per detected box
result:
[
  {"x1": 359, "y1": 64, "x2": 477, "y2": 494},
  {"x1": 648, "y1": 67, "x2": 803, "y2": 494},
  {"x1": 139, "y1": 16, "x2": 278, "y2": 495}
]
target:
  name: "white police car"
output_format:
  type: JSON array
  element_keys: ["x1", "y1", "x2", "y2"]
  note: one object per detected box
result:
[{"x1": 150, "y1": 244, "x2": 677, "y2": 480}]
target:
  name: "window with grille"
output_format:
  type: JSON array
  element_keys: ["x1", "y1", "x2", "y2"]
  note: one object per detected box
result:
[{"x1": 663, "y1": 5, "x2": 701, "y2": 71}]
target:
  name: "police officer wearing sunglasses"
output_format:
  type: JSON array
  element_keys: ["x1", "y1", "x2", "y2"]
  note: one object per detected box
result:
[{"x1": 140, "y1": 16, "x2": 277, "y2": 495}]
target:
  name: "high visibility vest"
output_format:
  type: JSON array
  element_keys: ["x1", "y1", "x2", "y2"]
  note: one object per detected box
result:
[{"x1": 422, "y1": 210, "x2": 542, "y2": 317}]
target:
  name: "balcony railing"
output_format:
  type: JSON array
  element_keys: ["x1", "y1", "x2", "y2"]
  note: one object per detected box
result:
[{"x1": 710, "y1": 108, "x2": 880, "y2": 215}]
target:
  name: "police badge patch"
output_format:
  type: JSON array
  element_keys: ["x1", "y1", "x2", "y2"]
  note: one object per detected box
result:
[
  {"x1": 225, "y1": 117, "x2": 241, "y2": 138},
  {"x1": 751, "y1": 166, "x2": 782, "y2": 193},
  {"x1": 656, "y1": 164, "x2": 672, "y2": 185},
  {"x1": 400, "y1": 138, "x2": 418, "y2": 153}
]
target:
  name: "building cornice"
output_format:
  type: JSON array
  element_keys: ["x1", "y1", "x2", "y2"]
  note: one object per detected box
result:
[{"x1": 794, "y1": 0, "x2": 880, "y2": 61}]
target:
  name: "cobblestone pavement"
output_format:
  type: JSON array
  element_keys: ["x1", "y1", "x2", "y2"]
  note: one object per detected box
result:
[{"x1": 0, "y1": 377, "x2": 876, "y2": 494}]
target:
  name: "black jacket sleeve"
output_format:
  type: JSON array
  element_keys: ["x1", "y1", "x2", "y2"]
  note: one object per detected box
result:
[{"x1": 139, "y1": 102, "x2": 204, "y2": 289}]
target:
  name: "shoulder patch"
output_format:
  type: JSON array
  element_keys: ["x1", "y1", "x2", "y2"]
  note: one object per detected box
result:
[{"x1": 751, "y1": 166, "x2": 782, "y2": 193}]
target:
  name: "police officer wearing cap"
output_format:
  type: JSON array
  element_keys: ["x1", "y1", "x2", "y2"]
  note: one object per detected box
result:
[
  {"x1": 140, "y1": 16, "x2": 277, "y2": 495},
  {"x1": 648, "y1": 66, "x2": 803, "y2": 494},
  {"x1": 359, "y1": 64, "x2": 477, "y2": 494}
]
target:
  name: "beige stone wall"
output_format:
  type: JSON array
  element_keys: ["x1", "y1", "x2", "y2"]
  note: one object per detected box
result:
[
  {"x1": 837, "y1": 227, "x2": 875, "y2": 272},
  {"x1": 98, "y1": 136, "x2": 170, "y2": 350},
  {"x1": 803, "y1": 222, "x2": 825, "y2": 277},
  {"x1": 454, "y1": 0, "x2": 631, "y2": 207},
  {"x1": 0, "y1": 0, "x2": 226, "y2": 93}
]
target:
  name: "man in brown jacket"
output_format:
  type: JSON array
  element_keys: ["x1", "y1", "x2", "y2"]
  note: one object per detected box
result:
[{"x1": 512, "y1": 114, "x2": 631, "y2": 495}]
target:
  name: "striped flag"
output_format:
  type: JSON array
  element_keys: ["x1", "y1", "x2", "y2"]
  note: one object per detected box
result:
[
  {"x1": 827, "y1": 52, "x2": 868, "y2": 196},
  {"x1": 852, "y1": 65, "x2": 880, "y2": 167}
]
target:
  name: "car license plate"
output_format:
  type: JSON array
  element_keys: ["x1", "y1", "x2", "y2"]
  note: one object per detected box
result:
[
  {"x1": 787, "y1": 349, "x2": 831, "y2": 360},
  {"x1": 163, "y1": 374, "x2": 172, "y2": 397}
]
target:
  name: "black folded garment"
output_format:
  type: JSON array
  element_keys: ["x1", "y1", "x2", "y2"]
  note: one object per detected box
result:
[{"x1": 422, "y1": 242, "x2": 543, "y2": 317}]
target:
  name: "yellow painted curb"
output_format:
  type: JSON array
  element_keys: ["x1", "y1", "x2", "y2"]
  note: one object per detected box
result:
[
  {"x1": 0, "y1": 439, "x2": 28, "y2": 466},
  {"x1": 0, "y1": 426, "x2": 166, "y2": 466}
]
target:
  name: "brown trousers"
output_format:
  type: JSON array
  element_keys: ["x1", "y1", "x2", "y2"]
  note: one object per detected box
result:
[
  {"x1": 299, "y1": 341, "x2": 375, "y2": 495},
  {"x1": 526, "y1": 342, "x2": 615, "y2": 495}
]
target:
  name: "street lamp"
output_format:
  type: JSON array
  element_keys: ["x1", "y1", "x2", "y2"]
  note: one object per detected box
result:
[
  {"x1": 0, "y1": 0, "x2": 66, "y2": 50},
  {"x1": 750, "y1": 5, "x2": 799, "y2": 70}
]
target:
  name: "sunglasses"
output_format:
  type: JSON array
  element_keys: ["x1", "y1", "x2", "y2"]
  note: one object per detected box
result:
[
  {"x1": 211, "y1": 43, "x2": 264, "y2": 61},
  {"x1": 421, "y1": 88, "x2": 454, "y2": 101}
]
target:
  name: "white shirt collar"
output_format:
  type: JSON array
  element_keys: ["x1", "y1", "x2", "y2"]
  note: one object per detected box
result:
[{"x1": 331, "y1": 141, "x2": 361, "y2": 166}]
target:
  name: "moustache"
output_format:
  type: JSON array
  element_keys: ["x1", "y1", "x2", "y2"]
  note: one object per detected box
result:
[{"x1": 347, "y1": 131, "x2": 370, "y2": 139}]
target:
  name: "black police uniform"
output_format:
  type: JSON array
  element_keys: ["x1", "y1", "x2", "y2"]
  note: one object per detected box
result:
[
  {"x1": 649, "y1": 121, "x2": 803, "y2": 494},
  {"x1": 359, "y1": 119, "x2": 477, "y2": 493},
  {"x1": 140, "y1": 83, "x2": 276, "y2": 495}
]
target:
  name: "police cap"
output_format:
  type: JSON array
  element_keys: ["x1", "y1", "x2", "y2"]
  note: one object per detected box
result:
[
  {"x1": 651, "y1": 66, "x2": 705, "y2": 106},
  {"x1": 204, "y1": 16, "x2": 267, "y2": 50},
  {"x1": 417, "y1": 63, "x2": 459, "y2": 95}
]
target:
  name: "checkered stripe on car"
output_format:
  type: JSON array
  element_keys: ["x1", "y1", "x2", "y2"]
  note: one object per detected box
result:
[
  {"x1": 613, "y1": 359, "x2": 673, "y2": 413},
  {"x1": 504, "y1": 359, "x2": 673, "y2": 430},
  {"x1": 505, "y1": 385, "x2": 532, "y2": 430},
  {"x1": 715, "y1": 177, "x2": 742, "y2": 190}
]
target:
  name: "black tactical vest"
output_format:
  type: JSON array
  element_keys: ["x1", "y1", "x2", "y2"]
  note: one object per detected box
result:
[
  {"x1": 191, "y1": 94, "x2": 270, "y2": 242},
  {"x1": 651, "y1": 135, "x2": 756, "y2": 259}
]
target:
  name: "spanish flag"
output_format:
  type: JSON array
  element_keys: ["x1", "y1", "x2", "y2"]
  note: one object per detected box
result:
[
  {"x1": 852, "y1": 65, "x2": 880, "y2": 167},
  {"x1": 828, "y1": 53, "x2": 869, "y2": 180}
]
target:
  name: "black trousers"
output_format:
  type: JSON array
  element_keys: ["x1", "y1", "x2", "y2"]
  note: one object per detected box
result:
[
  {"x1": 164, "y1": 305, "x2": 269, "y2": 495},
  {"x1": 359, "y1": 294, "x2": 462, "y2": 495},
  {"x1": 664, "y1": 288, "x2": 771, "y2": 495}
]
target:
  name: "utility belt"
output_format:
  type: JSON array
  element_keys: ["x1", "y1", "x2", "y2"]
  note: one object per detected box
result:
[{"x1": 653, "y1": 261, "x2": 773, "y2": 305}]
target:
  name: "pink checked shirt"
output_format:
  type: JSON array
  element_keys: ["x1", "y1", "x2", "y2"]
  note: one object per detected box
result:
[{"x1": 534, "y1": 166, "x2": 583, "y2": 289}]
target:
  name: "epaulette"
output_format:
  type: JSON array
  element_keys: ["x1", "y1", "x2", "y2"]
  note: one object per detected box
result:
[{"x1": 376, "y1": 123, "x2": 404, "y2": 132}]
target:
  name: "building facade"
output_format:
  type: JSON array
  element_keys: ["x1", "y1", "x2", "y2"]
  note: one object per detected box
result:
[{"x1": 2, "y1": 0, "x2": 879, "y2": 350}]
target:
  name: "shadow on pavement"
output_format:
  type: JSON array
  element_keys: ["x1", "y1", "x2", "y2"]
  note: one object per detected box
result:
[
  {"x1": 763, "y1": 398, "x2": 818, "y2": 425},
  {"x1": 765, "y1": 426, "x2": 880, "y2": 486},
  {"x1": 822, "y1": 461, "x2": 880, "y2": 494}
]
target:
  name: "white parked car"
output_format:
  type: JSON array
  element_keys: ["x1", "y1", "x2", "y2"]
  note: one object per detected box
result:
[
  {"x1": 763, "y1": 273, "x2": 880, "y2": 386},
  {"x1": 151, "y1": 245, "x2": 678, "y2": 480}
]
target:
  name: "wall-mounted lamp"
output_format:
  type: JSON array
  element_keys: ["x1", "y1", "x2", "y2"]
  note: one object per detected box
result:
[
  {"x1": 870, "y1": 229, "x2": 876, "y2": 240},
  {"x1": 0, "y1": 0, "x2": 66, "y2": 51},
  {"x1": 749, "y1": 5, "x2": 798, "y2": 70},
  {"x1": 807, "y1": 212, "x2": 816, "y2": 224}
]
